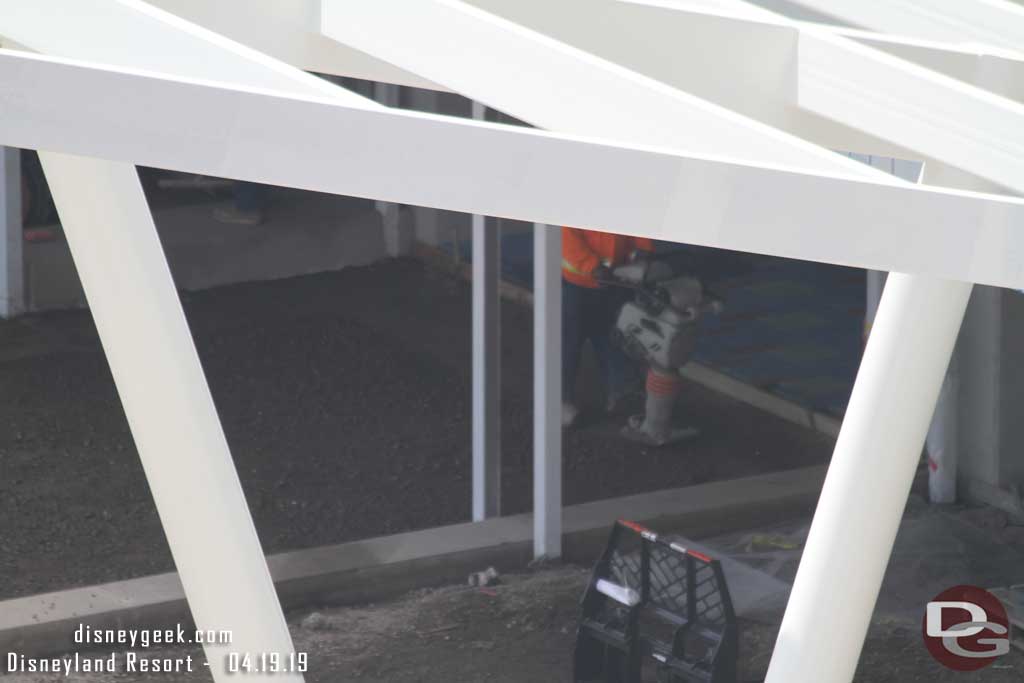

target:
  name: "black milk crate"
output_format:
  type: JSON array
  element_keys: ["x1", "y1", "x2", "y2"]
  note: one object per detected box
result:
[{"x1": 573, "y1": 520, "x2": 738, "y2": 683}]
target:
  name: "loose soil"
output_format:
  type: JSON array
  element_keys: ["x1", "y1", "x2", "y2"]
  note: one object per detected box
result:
[
  {"x1": 0, "y1": 258, "x2": 833, "y2": 599},
  {"x1": 5, "y1": 565, "x2": 1020, "y2": 682}
]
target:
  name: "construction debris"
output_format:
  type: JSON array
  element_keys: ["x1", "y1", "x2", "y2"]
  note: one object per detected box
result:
[{"x1": 468, "y1": 566, "x2": 500, "y2": 588}]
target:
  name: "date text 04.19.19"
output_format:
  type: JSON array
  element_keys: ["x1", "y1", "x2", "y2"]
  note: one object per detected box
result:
[{"x1": 223, "y1": 652, "x2": 308, "y2": 674}]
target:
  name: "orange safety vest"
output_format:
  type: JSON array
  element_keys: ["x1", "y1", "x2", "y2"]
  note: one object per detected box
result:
[{"x1": 561, "y1": 227, "x2": 654, "y2": 288}]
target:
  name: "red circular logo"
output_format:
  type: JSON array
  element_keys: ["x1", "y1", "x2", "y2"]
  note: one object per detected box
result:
[{"x1": 922, "y1": 585, "x2": 1010, "y2": 671}]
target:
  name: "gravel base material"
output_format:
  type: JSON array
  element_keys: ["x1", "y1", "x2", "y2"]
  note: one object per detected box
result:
[{"x1": 0, "y1": 258, "x2": 833, "y2": 600}]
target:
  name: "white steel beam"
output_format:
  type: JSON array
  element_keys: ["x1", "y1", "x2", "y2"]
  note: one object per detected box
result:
[
  {"x1": 145, "y1": 0, "x2": 442, "y2": 90},
  {"x1": 462, "y1": 0, "x2": 800, "y2": 135},
  {"x1": 797, "y1": 30, "x2": 1024, "y2": 195},
  {"x1": 467, "y1": 0, "x2": 1024, "y2": 194},
  {"x1": 783, "y1": 0, "x2": 1024, "y2": 55},
  {"x1": 317, "y1": 3, "x2": 1024, "y2": 591},
  {"x1": 6, "y1": 49, "x2": 1024, "y2": 289},
  {"x1": 830, "y1": 28, "x2": 1024, "y2": 105},
  {"x1": 0, "y1": 148, "x2": 23, "y2": 318},
  {"x1": 1, "y1": 0, "x2": 374, "y2": 104},
  {"x1": 533, "y1": 224, "x2": 562, "y2": 559},
  {"x1": 321, "y1": 0, "x2": 886, "y2": 178},
  {"x1": 38, "y1": 152, "x2": 301, "y2": 682},
  {"x1": 765, "y1": 275, "x2": 972, "y2": 683},
  {"x1": 0, "y1": 3, "x2": 346, "y2": 671},
  {"x1": 471, "y1": 102, "x2": 502, "y2": 521}
]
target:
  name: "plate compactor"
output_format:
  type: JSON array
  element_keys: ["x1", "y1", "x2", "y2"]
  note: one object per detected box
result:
[
  {"x1": 573, "y1": 520, "x2": 738, "y2": 683},
  {"x1": 608, "y1": 260, "x2": 721, "y2": 446}
]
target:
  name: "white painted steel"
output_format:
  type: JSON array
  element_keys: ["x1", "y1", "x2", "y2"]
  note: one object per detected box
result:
[
  {"x1": 320, "y1": 0, "x2": 884, "y2": 178},
  {"x1": 468, "y1": 0, "x2": 1024, "y2": 194},
  {"x1": 464, "y1": 0, "x2": 801, "y2": 135},
  {"x1": 0, "y1": 148, "x2": 23, "y2": 318},
  {"x1": 832, "y1": 28, "x2": 1024, "y2": 105},
  {"x1": 765, "y1": 275, "x2": 972, "y2": 681},
  {"x1": 533, "y1": 224, "x2": 562, "y2": 559},
  {"x1": 6, "y1": 50, "x2": 1024, "y2": 289},
  {"x1": 373, "y1": 83, "x2": 406, "y2": 257},
  {"x1": 1, "y1": 5, "x2": 369, "y2": 674},
  {"x1": 798, "y1": 31, "x2": 1024, "y2": 195},
  {"x1": 149, "y1": 0, "x2": 1024, "y2": 102},
  {"x1": 471, "y1": 102, "x2": 502, "y2": 521},
  {"x1": 145, "y1": 0, "x2": 441, "y2": 89},
  {"x1": 1, "y1": 0, "x2": 371, "y2": 104},
  {"x1": 38, "y1": 152, "x2": 302, "y2": 682},
  {"x1": 784, "y1": 0, "x2": 1024, "y2": 54}
]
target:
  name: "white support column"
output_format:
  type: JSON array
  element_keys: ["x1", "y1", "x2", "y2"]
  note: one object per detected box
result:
[
  {"x1": 0, "y1": 147, "x2": 23, "y2": 318},
  {"x1": 38, "y1": 152, "x2": 302, "y2": 683},
  {"x1": 765, "y1": 273, "x2": 972, "y2": 683},
  {"x1": 533, "y1": 223, "x2": 562, "y2": 559},
  {"x1": 472, "y1": 101, "x2": 501, "y2": 521},
  {"x1": 373, "y1": 82, "x2": 410, "y2": 257}
]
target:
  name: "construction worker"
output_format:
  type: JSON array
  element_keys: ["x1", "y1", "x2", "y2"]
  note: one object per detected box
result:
[{"x1": 561, "y1": 227, "x2": 654, "y2": 428}]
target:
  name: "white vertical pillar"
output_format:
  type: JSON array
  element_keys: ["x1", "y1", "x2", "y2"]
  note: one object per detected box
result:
[
  {"x1": 0, "y1": 148, "x2": 24, "y2": 318},
  {"x1": 373, "y1": 82, "x2": 409, "y2": 257},
  {"x1": 765, "y1": 273, "x2": 972, "y2": 683},
  {"x1": 472, "y1": 101, "x2": 502, "y2": 521},
  {"x1": 533, "y1": 223, "x2": 562, "y2": 559},
  {"x1": 39, "y1": 152, "x2": 302, "y2": 683}
]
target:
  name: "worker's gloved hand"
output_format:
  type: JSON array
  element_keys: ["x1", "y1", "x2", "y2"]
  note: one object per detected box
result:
[
  {"x1": 591, "y1": 264, "x2": 614, "y2": 284},
  {"x1": 612, "y1": 262, "x2": 648, "y2": 285}
]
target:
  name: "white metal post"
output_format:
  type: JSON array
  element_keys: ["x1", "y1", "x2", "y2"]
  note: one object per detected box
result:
[
  {"x1": 472, "y1": 101, "x2": 502, "y2": 521},
  {"x1": 38, "y1": 152, "x2": 302, "y2": 683},
  {"x1": 533, "y1": 222, "x2": 562, "y2": 559},
  {"x1": 0, "y1": 147, "x2": 24, "y2": 318},
  {"x1": 765, "y1": 273, "x2": 972, "y2": 683},
  {"x1": 373, "y1": 82, "x2": 410, "y2": 257}
]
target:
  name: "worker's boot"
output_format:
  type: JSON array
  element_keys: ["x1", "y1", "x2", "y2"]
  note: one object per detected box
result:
[{"x1": 621, "y1": 368, "x2": 699, "y2": 446}]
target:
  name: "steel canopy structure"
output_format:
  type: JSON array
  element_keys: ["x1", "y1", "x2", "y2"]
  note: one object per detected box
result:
[{"x1": 2, "y1": 1, "x2": 1023, "y2": 682}]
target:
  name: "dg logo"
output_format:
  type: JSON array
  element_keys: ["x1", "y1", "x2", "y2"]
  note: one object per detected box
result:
[{"x1": 923, "y1": 585, "x2": 1011, "y2": 671}]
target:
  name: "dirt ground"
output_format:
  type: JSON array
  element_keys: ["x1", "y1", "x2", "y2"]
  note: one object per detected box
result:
[
  {"x1": 0, "y1": 258, "x2": 833, "y2": 599},
  {"x1": 5, "y1": 560, "x2": 1020, "y2": 682}
]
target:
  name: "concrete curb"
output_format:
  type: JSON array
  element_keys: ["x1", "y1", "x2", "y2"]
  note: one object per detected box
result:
[
  {"x1": 0, "y1": 465, "x2": 825, "y2": 657},
  {"x1": 678, "y1": 363, "x2": 842, "y2": 439},
  {"x1": 415, "y1": 244, "x2": 842, "y2": 440}
]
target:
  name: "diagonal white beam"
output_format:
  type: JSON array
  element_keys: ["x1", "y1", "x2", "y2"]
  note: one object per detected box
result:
[
  {"x1": 0, "y1": 3, "x2": 344, "y2": 676},
  {"x1": 463, "y1": 0, "x2": 801, "y2": 133},
  {"x1": 467, "y1": 0, "x2": 1024, "y2": 194},
  {"x1": 4, "y1": 49, "x2": 1024, "y2": 288},
  {"x1": 832, "y1": 28, "x2": 1024, "y2": 105},
  {"x1": 321, "y1": 0, "x2": 887, "y2": 179},
  {"x1": 768, "y1": 273, "x2": 972, "y2": 682},
  {"x1": 149, "y1": 0, "x2": 1024, "y2": 105},
  {"x1": 144, "y1": 0, "x2": 442, "y2": 90},
  {"x1": 39, "y1": 152, "x2": 302, "y2": 682},
  {"x1": 1, "y1": 0, "x2": 374, "y2": 105},
  {"x1": 783, "y1": 0, "x2": 1024, "y2": 55},
  {"x1": 316, "y1": 3, "x2": 1009, "y2": 677},
  {"x1": 797, "y1": 29, "x2": 1024, "y2": 195}
]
